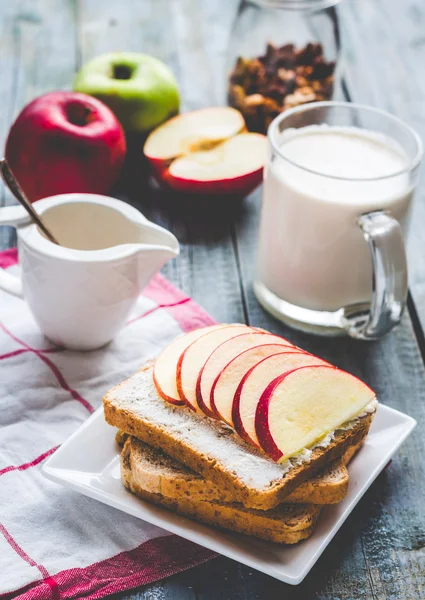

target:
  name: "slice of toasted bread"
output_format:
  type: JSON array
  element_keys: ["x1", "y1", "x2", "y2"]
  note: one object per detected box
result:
[
  {"x1": 285, "y1": 446, "x2": 355, "y2": 504},
  {"x1": 121, "y1": 439, "x2": 321, "y2": 544},
  {"x1": 104, "y1": 363, "x2": 375, "y2": 510},
  {"x1": 124, "y1": 436, "x2": 361, "y2": 505}
]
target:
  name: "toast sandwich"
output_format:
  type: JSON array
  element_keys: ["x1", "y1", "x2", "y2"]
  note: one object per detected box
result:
[
  {"x1": 104, "y1": 362, "x2": 375, "y2": 511},
  {"x1": 119, "y1": 434, "x2": 363, "y2": 505}
]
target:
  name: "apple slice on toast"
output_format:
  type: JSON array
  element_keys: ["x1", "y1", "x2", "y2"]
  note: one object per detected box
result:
[
  {"x1": 211, "y1": 343, "x2": 303, "y2": 426},
  {"x1": 233, "y1": 351, "x2": 328, "y2": 447},
  {"x1": 177, "y1": 324, "x2": 253, "y2": 411},
  {"x1": 255, "y1": 365, "x2": 376, "y2": 462},
  {"x1": 153, "y1": 324, "x2": 226, "y2": 405},
  {"x1": 197, "y1": 332, "x2": 297, "y2": 418}
]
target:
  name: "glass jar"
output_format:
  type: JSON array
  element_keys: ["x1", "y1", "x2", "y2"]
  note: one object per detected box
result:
[{"x1": 227, "y1": 0, "x2": 342, "y2": 133}]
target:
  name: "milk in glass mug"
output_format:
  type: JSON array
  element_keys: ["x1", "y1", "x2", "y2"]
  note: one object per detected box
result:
[{"x1": 254, "y1": 102, "x2": 423, "y2": 339}]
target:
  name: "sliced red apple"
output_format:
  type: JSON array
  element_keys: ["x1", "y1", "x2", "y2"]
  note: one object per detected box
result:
[
  {"x1": 255, "y1": 365, "x2": 376, "y2": 462},
  {"x1": 153, "y1": 324, "x2": 226, "y2": 405},
  {"x1": 177, "y1": 324, "x2": 253, "y2": 411},
  {"x1": 197, "y1": 331, "x2": 297, "y2": 418},
  {"x1": 233, "y1": 351, "x2": 328, "y2": 447},
  {"x1": 164, "y1": 133, "x2": 267, "y2": 195},
  {"x1": 211, "y1": 343, "x2": 303, "y2": 426},
  {"x1": 144, "y1": 107, "x2": 245, "y2": 173}
]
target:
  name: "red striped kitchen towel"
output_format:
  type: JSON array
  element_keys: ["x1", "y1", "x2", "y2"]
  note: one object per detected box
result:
[{"x1": 0, "y1": 248, "x2": 217, "y2": 600}]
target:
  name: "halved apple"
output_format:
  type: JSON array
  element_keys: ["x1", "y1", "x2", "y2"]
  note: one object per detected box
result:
[
  {"x1": 197, "y1": 332, "x2": 296, "y2": 418},
  {"x1": 255, "y1": 365, "x2": 376, "y2": 463},
  {"x1": 164, "y1": 133, "x2": 267, "y2": 195},
  {"x1": 177, "y1": 324, "x2": 253, "y2": 411},
  {"x1": 153, "y1": 324, "x2": 226, "y2": 405},
  {"x1": 143, "y1": 106, "x2": 267, "y2": 196},
  {"x1": 233, "y1": 351, "x2": 327, "y2": 447},
  {"x1": 144, "y1": 107, "x2": 245, "y2": 178},
  {"x1": 210, "y1": 343, "x2": 303, "y2": 426},
  {"x1": 145, "y1": 107, "x2": 245, "y2": 159}
]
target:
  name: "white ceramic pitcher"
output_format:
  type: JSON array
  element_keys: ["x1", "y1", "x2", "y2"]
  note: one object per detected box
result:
[{"x1": 0, "y1": 193, "x2": 179, "y2": 350}]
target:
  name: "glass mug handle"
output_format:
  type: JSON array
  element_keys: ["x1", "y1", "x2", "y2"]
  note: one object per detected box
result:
[{"x1": 342, "y1": 210, "x2": 408, "y2": 340}]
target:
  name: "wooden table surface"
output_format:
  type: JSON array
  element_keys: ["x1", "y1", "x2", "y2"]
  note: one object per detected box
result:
[{"x1": 1, "y1": 1, "x2": 424, "y2": 598}]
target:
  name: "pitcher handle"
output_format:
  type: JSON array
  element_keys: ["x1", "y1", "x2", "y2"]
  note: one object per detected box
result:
[
  {"x1": 0, "y1": 204, "x2": 31, "y2": 227},
  {"x1": 0, "y1": 268, "x2": 23, "y2": 298},
  {"x1": 343, "y1": 210, "x2": 407, "y2": 340},
  {"x1": 0, "y1": 204, "x2": 27, "y2": 298}
]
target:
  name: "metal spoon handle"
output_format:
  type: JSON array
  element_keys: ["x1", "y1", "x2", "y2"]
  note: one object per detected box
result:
[{"x1": 0, "y1": 159, "x2": 60, "y2": 245}]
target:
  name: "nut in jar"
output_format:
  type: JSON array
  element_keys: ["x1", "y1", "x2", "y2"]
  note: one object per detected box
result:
[{"x1": 228, "y1": 42, "x2": 335, "y2": 134}]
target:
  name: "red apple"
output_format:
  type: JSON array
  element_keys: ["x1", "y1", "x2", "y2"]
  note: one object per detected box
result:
[
  {"x1": 144, "y1": 107, "x2": 245, "y2": 167},
  {"x1": 144, "y1": 107, "x2": 267, "y2": 196},
  {"x1": 5, "y1": 91, "x2": 126, "y2": 202},
  {"x1": 255, "y1": 365, "x2": 376, "y2": 462}
]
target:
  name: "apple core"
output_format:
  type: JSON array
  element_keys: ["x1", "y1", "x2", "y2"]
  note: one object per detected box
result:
[
  {"x1": 112, "y1": 64, "x2": 134, "y2": 80},
  {"x1": 65, "y1": 101, "x2": 95, "y2": 127}
]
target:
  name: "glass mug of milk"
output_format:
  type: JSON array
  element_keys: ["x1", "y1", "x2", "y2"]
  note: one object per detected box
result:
[{"x1": 255, "y1": 102, "x2": 423, "y2": 339}]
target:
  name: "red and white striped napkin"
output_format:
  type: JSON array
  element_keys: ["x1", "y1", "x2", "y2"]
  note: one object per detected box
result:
[{"x1": 0, "y1": 248, "x2": 217, "y2": 600}]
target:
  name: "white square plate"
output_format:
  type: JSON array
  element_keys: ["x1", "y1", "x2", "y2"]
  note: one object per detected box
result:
[{"x1": 42, "y1": 404, "x2": 416, "y2": 585}]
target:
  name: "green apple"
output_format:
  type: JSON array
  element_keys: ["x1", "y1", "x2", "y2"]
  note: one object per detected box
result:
[{"x1": 73, "y1": 52, "x2": 180, "y2": 133}]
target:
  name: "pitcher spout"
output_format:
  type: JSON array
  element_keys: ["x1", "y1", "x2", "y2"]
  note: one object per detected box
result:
[
  {"x1": 137, "y1": 221, "x2": 179, "y2": 258},
  {"x1": 134, "y1": 220, "x2": 176, "y2": 250},
  {"x1": 142, "y1": 243, "x2": 179, "y2": 264},
  {"x1": 131, "y1": 221, "x2": 179, "y2": 286}
]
